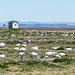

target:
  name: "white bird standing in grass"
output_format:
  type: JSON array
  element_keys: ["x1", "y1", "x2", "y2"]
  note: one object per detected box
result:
[
  {"x1": 21, "y1": 44, "x2": 27, "y2": 47},
  {"x1": 30, "y1": 52, "x2": 38, "y2": 57},
  {"x1": 20, "y1": 47, "x2": 27, "y2": 51},
  {"x1": 71, "y1": 34, "x2": 73, "y2": 36},
  {"x1": 11, "y1": 34, "x2": 15, "y2": 37},
  {"x1": 17, "y1": 52, "x2": 25, "y2": 56},
  {"x1": 31, "y1": 46, "x2": 38, "y2": 50},
  {"x1": 52, "y1": 47, "x2": 59, "y2": 50},
  {"x1": 14, "y1": 47, "x2": 19, "y2": 50},
  {"x1": 59, "y1": 53, "x2": 66, "y2": 57},
  {"x1": 55, "y1": 53, "x2": 66, "y2": 58},
  {"x1": 0, "y1": 43, "x2": 5, "y2": 48},
  {"x1": 15, "y1": 44, "x2": 20, "y2": 46},
  {"x1": 55, "y1": 54, "x2": 61, "y2": 58},
  {"x1": 22, "y1": 42, "x2": 26, "y2": 44},
  {"x1": 45, "y1": 52, "x2": 57, "y2": 56},
  {"x1": 66, "y1": 48, "x2": 72, "y2": 51},
  {"x1": 28, "y1": 40, "x2": 31, "y2": 43},
  {"x1": 0, "y1": 54, "x2": 5, "y2": 58},
  {"x1": 17, "y1": 52, "x2": 25, "y2": 62}
]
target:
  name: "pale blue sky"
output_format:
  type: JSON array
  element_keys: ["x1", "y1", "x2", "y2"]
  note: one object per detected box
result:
[{"x1": 0, "y1": 0, "x2": 75, "y2": 22}]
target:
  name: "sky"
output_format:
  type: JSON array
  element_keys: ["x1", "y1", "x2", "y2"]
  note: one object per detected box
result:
[{"x1": 0, "y1": 0, "x2": 75, "y2": 22}]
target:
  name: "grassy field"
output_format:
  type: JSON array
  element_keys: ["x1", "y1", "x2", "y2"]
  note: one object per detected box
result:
[{"x1": 0, "y1": 28, "x2": 75, "y2": 75}]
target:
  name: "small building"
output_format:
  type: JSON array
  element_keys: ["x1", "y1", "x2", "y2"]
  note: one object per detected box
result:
[{"x1": 8, "y1": 21, "x2": 18, "y2": 28}]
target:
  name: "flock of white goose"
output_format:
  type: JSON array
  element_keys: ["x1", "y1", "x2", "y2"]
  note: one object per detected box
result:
[
  {"x1": 13, "y1": 45, "x2": 73, "y2": 58},
  {"x1": 14, "y1": 42, "x2": 39, "y2": 57},
  {"x1": 0, "y1": 41, "x2": 72, "y2": 59},
  {"x1": 0, "y1": 32, "x2": 74, "y2": 59}
]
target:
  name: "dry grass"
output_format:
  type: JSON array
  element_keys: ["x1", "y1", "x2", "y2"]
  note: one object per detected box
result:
[{"x1": 0, "y1": 27, "x2": 75, "y2": 75}]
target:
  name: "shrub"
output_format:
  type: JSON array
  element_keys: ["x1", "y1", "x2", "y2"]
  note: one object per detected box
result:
[
  {"x1": 0, "y1": 61, "x2": 20, "y2": 69},
  {"x1": 6, "y1": 40, "x2": 22, "y2": 44},
  {"x1": 42, "y1": 61, "x2": 50, "y2": 67},
  {"x1": 0, "y1": 64, "x2": 8, "y2": 69},
  {"x1": 8, "y1": 50, "x2": 14, "y2": 53},
  {"x1": 27, "y1": 60, "x2": 40, "y2": 66},
  {"x1": 9, "y1": 28, "x2": 21, "y2": 31},
  {"x1": 0, "y1": 49, "x2": 7, "y2": 51},
  {"x1": 42, "y1": 61, "x2": 61, "y2": 68},
  {"x1": 0, "y1": 53, "x2": 3, "y2": 54},
  {"x1": 56, "y1": 47, "x2": 64, "y2": 50},
  {"x1": 26, "y1": 60, "x2": 62, "y2": 68},
  {"x1": 53, "y1": 58, "x2": 75, "y2": 65},
  {"x1": 6, "y1": 61, "x2": 20, "y2": 65},
  {"x1": 21, "y1": 68, "x2": 32, "y2": 72},
  {"x1": 0, "y1": 49, "x2": 14, "y2": 53}
]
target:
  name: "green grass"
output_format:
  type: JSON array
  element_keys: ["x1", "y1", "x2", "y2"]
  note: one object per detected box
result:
[
  {"x1": 20, "y1": 68, "x2": 32, "y2": 72},
  {"x1": 0, "y1": 28, "x2": 75, "y2": 74},
  {"x1": 0, "y1": 53, "x2": 3, "y2": 54},
  {"x1": 0, "y1": 61, "x2": 20, "y2": 69},
  {"x1": 6, "y1": 40, "x2": 22, "y2": 44},
  {"x1": 26, "y1": 60, "x2": 63, "y2": 68},
  {"x1": 0, "y1": 49, "x2": 14, "y2": 53},
  {"x1": 0, "y1": 64, "x2": 8, "y2": 69},
  {"x1": 53, "y1": 58, "x2": 75, "y2": 65},
  {"x1": 41, "y1": 61, "x2": 62, "y2": 68},
  {"x1": 8, "y1": 28, "x2": 21, "y2": 31}
]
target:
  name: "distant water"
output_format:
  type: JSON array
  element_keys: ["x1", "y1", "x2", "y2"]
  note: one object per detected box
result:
[
  {"x1": 19, "y1": 24, "x2": 75, "y2": 27},
  {"x1": 0, "y1": 24, "x2": 75, "y2": 27},
  {"x1": 19, "y1": 24, "x2": 67, "y2": 27}
]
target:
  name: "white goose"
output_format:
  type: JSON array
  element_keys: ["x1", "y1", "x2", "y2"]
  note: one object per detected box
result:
[
  {"x1": 45, "y1": 52, "x2": 57, "y2": 56},
  {"x1": 52, "y1": 47, "x2": 59, "y2": 50},
  {"x1": 55, "y1": 53, "x2": 66, "y2": 58},
  {"x1": 21, "y1": 44, "x2": 27, "y2": 47},
  {"x1": 66, "y1": 48, "x2": 72, "y2": 51},
  {"x1": 14, "y1": 47, "x2": 19, "y2": 50},
  {"x1": 30, "y1": 52, "x2": 38, "y2": 57},
  {"x1": 0, "y1": 43, "x2": 5, "y2": 47},
  {"x1": 31, "y1": 46, "x2": 38, "y2": 50},
  {"x1": 59, "y1": 53, "x2": 66, "y2": 57},
  {"x1": 17, "y1": 52, "x2": 25, "y2": 56},
  {"x1": 20, "y1": 47, "x2": 27, "y2": 51},
  {"x1": 15, "y1": 44, "x2": 20, "y2": 46},
  {"x1": 0, "y1": 54, "x2": 5, "y2": 58}
]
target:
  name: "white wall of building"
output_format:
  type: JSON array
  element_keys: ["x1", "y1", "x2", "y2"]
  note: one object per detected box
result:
[{"x1": 12, "y1": 22, "x2": 18, "y2": 28}]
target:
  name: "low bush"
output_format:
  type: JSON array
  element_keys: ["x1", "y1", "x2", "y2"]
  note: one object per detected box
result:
[
  {"x1": 21, "y1": 68, "x2": 32, "y2": 72},
  {"x1": 6, "y1": 40, "x2": 22, "y2": 44},
  {"x1": 0, "y1": 64, "x2": 8, "y2": 69},
  {"x1": 53, "y1": 58, "x2": 75, "y2": 65},
  {"x1": 6, "y1": 61, "x2": 20, "y2": 65},
  {"x1": 56, "y1": 47, "x2": 64, "y2": 50},
  {"x1": 9, "y1": 28, "x2": 21, "y2": 31},
  {"x1": 42, "y1": 61, "x2": 62, "y2": 68},
  {"x1": 26, "y1": 60, "x2": 62, "y2": 68},
  {"x1": 0, "y1": 61, "x2": 20, "y2": 69},
  {"x1": 0, "y1": 53, "x2": 3, "y2": 54},
  {"x1": 27, "y1": 60, "x2": 40, "y2": 66},
  {"x1": 0, "y1": 49, "x2": 14, "y2": 53},
  {"x1": 0, "y1": 49, "x2": 7, "y2": 51}
]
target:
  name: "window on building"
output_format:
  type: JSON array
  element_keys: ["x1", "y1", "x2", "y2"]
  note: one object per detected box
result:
[{"x1": 15, "y1": 24, "x2": 17, "y2": 26}]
